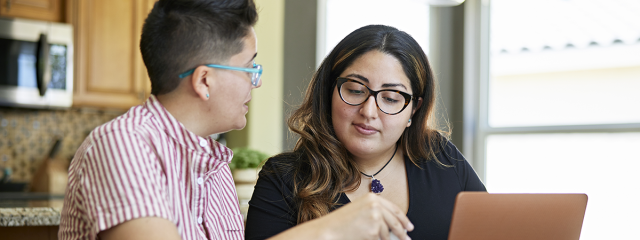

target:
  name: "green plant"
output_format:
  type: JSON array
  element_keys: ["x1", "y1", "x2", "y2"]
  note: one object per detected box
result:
[{"x1": 229, "y1": 147, "x2": 269, "y2": 170}]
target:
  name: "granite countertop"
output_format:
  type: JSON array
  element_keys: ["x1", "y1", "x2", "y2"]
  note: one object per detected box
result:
[
  {"x1": 0, "y1": 207, "x2": 62, "y2": 226},
  {"x1": 0, "y1": 193, "x2": 64, "y2": 227}
]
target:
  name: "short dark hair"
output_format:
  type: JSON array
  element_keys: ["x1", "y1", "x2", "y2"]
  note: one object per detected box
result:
[{"x1": 140, "y1": 0, "x2": 258, "y2": 95}]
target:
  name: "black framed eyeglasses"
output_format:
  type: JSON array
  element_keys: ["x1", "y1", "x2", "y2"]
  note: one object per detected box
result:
[{"x1": 336, "y1": 77, "x2": 416, "y2": 115}]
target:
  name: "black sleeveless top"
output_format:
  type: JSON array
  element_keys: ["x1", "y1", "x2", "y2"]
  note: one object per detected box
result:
[{"x1": 245, "y1": 140, "x2": 487, "y2": 240}]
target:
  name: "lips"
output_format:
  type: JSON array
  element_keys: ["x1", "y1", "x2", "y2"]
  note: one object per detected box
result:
[
  {"x1": 354, "y1": 123, "x2": 378, "y2": 135},
  {"x1": 243, "y1": 98, "x2": 251, "y2": 112}
]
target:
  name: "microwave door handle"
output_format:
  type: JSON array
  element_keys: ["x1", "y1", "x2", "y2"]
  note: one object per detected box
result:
[{"x1": 36, "y1": 33, "x2": 51, "y2": 96}]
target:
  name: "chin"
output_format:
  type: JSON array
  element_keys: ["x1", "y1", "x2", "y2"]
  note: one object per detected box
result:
[
  {"x1": 344, "y1": 141, "x2": 377, "y2": 156},
  {"x1": 234, "y1": 119, "x2": 247, "y2": 130}
]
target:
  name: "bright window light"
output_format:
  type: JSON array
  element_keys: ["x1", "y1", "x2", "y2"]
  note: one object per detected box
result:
[
  {"x1": 486, "y1": 1, "x2": 640, "y2": 239},
  {"x1": 319, "y1": 0, "x2": 430, "y2": 65},
  {"x1": 486, "y1": 133, "x2": 640, "y2": 240}
]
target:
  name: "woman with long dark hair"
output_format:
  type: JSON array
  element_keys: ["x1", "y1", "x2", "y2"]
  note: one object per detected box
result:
[{"x1": 246, "y1": 25, "x2": 486, "y2": 240}]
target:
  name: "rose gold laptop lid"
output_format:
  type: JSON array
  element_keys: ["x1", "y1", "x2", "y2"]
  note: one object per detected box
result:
[{"x1": 448, "y1": 192, "x2": 588, "y2": 240}]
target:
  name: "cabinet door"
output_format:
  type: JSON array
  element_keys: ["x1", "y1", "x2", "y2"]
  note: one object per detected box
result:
[
  {"x1": 0, "y1": 0, "x2": 63, "y2": 22},
  {"x1": 69, "y1": 0, "x2": 154, "y2": 109}
]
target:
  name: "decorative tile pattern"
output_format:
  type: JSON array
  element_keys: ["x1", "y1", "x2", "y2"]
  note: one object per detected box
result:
[
  {"x1": 0, "y1": 207, "x2": 62, "y2": 226},
  {"x1": 0, "y1": 107, "x2": 123, "y2": 183}
]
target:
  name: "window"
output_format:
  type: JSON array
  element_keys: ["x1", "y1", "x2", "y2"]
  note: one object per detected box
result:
[
  {"x1": 469, "y1": 0, "x2": 640, "y2": 239},
  {"x1": 317, "y1": 0, "x2": 430, "y2": 65}
]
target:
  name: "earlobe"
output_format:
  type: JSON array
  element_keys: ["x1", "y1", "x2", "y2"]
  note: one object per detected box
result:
[{"x1": 191, "y1": 66, "x2": 212, "y2": 100}]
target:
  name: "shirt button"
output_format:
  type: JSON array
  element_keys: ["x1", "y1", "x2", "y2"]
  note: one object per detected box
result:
[
  {"x1": 197, "y1": 177, "x2": 204, "y2": 185},
  {"x1": 199, "y1": 139, "x2": 207, "y2": 147},
  {"x1": 197, "y1": 216, "x2": 203, "y2": 224}
]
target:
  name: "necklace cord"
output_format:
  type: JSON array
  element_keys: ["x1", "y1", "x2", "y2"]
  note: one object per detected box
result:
[{"x1": 359, "y1": 144, "x2": 398, "y2": 178}]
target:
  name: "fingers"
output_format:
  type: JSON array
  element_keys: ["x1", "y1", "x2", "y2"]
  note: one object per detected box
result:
[
  {"x1": 379, "y1": 204, "x2": 410, "y2": 240},
  {"x1": 373, "y1": 194, "x2": 414, "y2": 232},
  {"x1": 389, "y1": 230, "x2": 405, "y2": 240},
  {"x1": 358, "y1": 193, "x2": 412, "y2": 240},
  {"x1": 379, "y1": 222, "x2": 391, "y2": 240}
]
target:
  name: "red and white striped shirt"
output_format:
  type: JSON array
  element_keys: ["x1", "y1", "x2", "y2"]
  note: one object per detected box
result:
[{"x1": 59, "y1": 95, "x2": 244, "y2": 240}]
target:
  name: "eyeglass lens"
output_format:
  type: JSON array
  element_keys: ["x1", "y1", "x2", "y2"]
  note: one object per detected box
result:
[
  {"x1": 252, "y1": 63, "x2": 262, "y2": 86},
  {"x1": 339, "y1": 81, "x2": 407, "y2": 114}
]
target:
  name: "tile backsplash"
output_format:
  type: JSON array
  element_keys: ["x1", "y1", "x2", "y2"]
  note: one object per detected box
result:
[{"x1": 0, "y1": 107, "x2": 123, "y2": 183}]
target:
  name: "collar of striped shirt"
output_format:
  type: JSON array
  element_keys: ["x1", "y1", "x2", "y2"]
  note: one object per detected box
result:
[{"x1": 145, "y1": 95, "x2": 232, "y2": 163}]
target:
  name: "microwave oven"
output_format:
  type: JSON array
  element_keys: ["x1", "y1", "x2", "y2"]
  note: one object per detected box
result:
[{"x1": 0, "y1": 17, "x2": 74, "y2": 109}]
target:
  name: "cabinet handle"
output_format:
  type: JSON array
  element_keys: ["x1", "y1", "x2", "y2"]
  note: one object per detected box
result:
[
  {"x1": 7, "y1": 0, "x2": 11, "y2": 10},
  {"x1": 36, "y1": 33, "x2": 51, "y2": 96}
]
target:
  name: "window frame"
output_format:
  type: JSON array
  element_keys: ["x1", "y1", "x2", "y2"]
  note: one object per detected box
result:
[{"x1": 463, "y1": 0, "x2": 640, "y2": 183}]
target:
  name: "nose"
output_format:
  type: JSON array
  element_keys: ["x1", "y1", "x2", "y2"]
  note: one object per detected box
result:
[
  {"x1": 253, "y1": 78, "x2": 262, "y2": 88},
  {"x1": 360, "y1": 95, "x2": 378, "y2": 119}
]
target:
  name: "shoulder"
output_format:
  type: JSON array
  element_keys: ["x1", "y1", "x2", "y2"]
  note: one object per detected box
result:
[
  {"x1": 259, "y1": 152, "x2": 302, "y2": 183},
  {"x1": 421, "y1": 138, "x2": 486, "y2": 191},
  {"x1": 413, "y1": 133, "x2": 464, "y2": 168},
  {"x1": 436, "y1": 139, "x2": 466, "y2": 166},
  {"x1": 90, "y1": 105, "x2": 155, "y2": 141},
  {"x1": 72, "y1": 105, "x2": 162, "y2": 173},
  {"x1": 79, "y1": 105, "x2": 163, "y2": 159},
  {"x1": 414, "y1": 137, "x2": 472, "y2": 175}
]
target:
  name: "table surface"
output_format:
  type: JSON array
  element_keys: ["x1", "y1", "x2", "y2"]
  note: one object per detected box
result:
[{"x1": 0, "y1": 193, "x2": 64, "y2": 227}]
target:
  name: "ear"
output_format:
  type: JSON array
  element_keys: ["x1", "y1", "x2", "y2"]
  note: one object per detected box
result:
[
  {"x1": 412, "y1": 97, "x2": 423, "y2": 116},
  {"x1": 407, "y1": 97, "x2": 423, "y2": 127},
  {"x1": 190, "y1": 65, "x2": 212, "y2": 100}
]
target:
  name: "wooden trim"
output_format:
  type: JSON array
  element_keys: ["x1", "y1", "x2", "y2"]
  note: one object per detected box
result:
[{"x1": 0, "y1": 0, "x2": 63, "y2": 22}]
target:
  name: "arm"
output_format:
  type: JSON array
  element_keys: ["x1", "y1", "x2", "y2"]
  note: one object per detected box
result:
[
  {"x1": 98, "y1": 217, "x2": 181, "y2": 240},
  {"x1": 245, "y1": 158, "x2": 299, "y2": 240},
  {"x1": 459, "y1": 158, "x2": 486, "y2": 191},
  {"x1": 246, "y1": 158, "x2": 412, "y2": 240},
  {"x1": 268, "y1": 193, "x2": 413, "y2": 240},
  {"x1": 80, "y1": 130, "x2": 174, "y2": 238},
  {"x1": 443, "y1": 140, "x2": 487, "y2": 191}
]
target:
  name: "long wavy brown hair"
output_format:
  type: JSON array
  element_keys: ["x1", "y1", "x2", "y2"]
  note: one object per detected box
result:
[{"x1": 287, "y1": 25, "x2": 448, "y2": 224}]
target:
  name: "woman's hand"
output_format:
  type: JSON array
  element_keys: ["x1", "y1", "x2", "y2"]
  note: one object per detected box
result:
[
  {"x1": 319, "y1": 193, "x2": 413, "y2": 240},
  {"x1": 269, "y1": 193, "x2": 413, "y2": 240}
]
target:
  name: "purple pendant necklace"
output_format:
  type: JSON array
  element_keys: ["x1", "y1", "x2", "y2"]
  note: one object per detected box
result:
[{"x1": 359, "y1": 144, "x2": 398, "y2": 194}]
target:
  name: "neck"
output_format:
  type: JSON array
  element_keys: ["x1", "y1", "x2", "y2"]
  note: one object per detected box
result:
[
  {"x1": 354, "y1": 144, "x2": 399, "y2": 175},
  {"x1": 156, "y1": 92, "x2": 218, "y2": 137}
]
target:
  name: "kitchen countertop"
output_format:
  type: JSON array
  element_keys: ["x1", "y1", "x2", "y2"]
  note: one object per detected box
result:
[{"x1": 0, "y1": 193, "x2": 64, "y2": 227}]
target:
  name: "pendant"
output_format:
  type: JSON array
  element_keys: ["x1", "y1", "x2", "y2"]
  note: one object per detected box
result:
[{"x1": 370, "y1": 178, "x2": 384, "y2": 194}]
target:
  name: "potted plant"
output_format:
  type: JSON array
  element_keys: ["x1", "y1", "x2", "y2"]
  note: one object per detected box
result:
[
  {"x1": 229, "y1": 147, "x2": 269, "y2": 220},
  {"x1": 229, "y1": 147, "x2": 269, "y2": 183}
]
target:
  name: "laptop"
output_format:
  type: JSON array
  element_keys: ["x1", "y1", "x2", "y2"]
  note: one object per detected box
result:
[{"x1": 448, "y1": 192, "x2": 588, "y2": 240}]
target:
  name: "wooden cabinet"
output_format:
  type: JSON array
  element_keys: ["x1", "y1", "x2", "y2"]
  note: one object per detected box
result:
[
  {"x1": 1, "y1": 0, "x2": 157, "y2": 110},
  {"x1": 0, "y1": 0, "x2": 64, "y2": 22},
  {"x1": 67, "y1": 0, "x2": 155, "y2": 109},
  {"x1": 0, "y1": 226, "x2": 59, "y2": 240}
]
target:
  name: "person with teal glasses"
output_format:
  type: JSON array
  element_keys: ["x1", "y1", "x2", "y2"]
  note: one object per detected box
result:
[{"x1": 59, "y1": 0, "x2": 261, "y2": 239}]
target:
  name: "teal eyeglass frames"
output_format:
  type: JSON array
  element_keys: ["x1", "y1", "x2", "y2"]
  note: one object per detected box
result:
[{"x1": 178, "y1": 62, "x2": 263, "y2": 87}]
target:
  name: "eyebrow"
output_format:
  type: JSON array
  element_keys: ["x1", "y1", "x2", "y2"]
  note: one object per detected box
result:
[
  {"x1": 248, "y1": 53, "x2": 258, "y2": 64},
  {"x1": 345, "y1": 73, "x2": 408, "y2": 90}
]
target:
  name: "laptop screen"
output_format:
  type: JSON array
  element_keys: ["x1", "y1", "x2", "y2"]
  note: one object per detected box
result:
[{"x1": 448, "y1": 192, "x2": 587, "y2": 240}]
